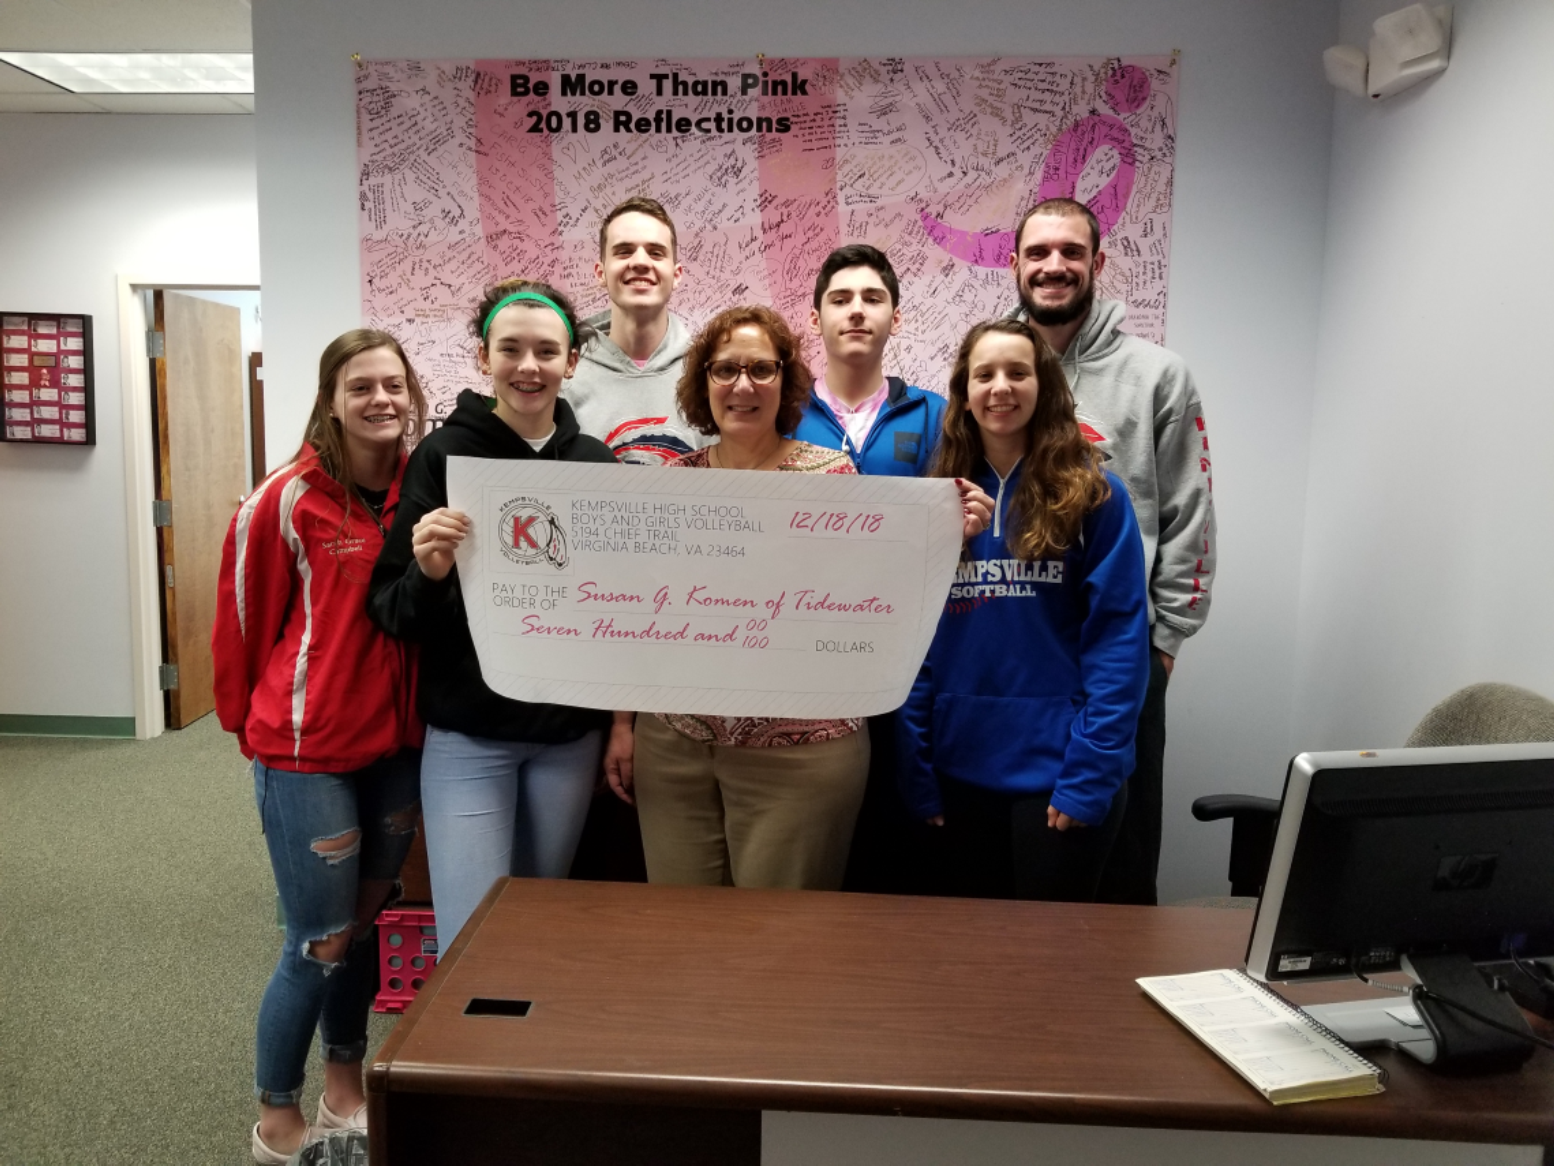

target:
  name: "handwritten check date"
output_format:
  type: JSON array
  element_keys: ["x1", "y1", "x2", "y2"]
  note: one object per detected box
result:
[{"x1": 447, "y1": 458, "x2": 965, "y2": 718}]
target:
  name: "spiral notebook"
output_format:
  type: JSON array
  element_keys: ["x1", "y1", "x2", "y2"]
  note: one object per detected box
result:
[{"x1": 1138, "y1": 968, "x2": 1387, "y2": 1105}]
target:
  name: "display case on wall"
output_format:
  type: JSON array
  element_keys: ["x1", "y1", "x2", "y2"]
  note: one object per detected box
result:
[{"x1": 2, "y1": 312, "x2": 94, "y2": 445}]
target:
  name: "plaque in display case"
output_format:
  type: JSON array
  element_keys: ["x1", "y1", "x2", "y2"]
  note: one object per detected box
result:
[{"x1": 1, "y1": 312, "x2": 93, "y2": 445}]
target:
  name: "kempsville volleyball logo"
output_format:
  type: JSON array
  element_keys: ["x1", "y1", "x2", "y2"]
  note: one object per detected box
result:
[{"x1": 497, "y1": 496, "x2": 569, "y2": 570}]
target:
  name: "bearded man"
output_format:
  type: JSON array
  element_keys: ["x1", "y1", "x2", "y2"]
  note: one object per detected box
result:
[{"x1": 1007, "y1": 197, "x2": 1217, "y2": 906}]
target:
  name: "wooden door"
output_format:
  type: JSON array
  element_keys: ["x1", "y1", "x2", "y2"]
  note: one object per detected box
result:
[
  {"x1": 248, "y1": 350, "x2": 266, "y2": 488},
  {"x1": 152, "y1": 290, "x2": 246, "y2": 728}
]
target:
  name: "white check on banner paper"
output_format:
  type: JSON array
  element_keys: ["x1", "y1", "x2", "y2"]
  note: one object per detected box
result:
[{"x1": 447, "y1": 458, "x2": 965, "y2": 718}]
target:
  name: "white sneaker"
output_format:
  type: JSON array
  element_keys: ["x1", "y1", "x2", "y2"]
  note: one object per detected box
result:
[
  {"x1": 317, "y1": 1094, "x2": 368, "y2": 1131},
  {"x1": 252, "y1": 1121, "x2": 316, "y2": 1165}
]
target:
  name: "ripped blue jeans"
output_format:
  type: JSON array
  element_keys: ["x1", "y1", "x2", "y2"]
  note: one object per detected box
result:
[{"x1": 253, "y1": 751, "x2": 421, "y2": 1105}]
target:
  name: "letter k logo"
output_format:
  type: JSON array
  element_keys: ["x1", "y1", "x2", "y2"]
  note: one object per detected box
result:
[{"x1": 512, "y1": 515, "x2": 541, "y2": 550}]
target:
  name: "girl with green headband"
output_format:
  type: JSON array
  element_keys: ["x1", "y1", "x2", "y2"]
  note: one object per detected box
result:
[{"x1": 368, "y1": 278, "x2": 619, "y2": 947}]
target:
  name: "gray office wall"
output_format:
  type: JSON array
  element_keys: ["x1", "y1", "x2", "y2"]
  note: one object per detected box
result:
[{"x1": 0, "y1": 115, "x2": 258, "y2": 721}]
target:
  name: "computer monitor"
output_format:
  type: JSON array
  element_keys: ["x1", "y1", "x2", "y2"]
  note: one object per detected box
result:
[{"x1": 1245, "y1": 742, "x2": 1554, "y2": 1072}]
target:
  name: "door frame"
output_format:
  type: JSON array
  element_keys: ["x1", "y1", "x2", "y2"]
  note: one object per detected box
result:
[{"x1": 117, "y1": 274, "x2": 260, "y2": 740}]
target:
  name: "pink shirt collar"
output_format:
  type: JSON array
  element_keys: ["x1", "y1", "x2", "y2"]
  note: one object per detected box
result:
[{"x1": 814, "y1": 377, "x2": 889, "y2": 448}]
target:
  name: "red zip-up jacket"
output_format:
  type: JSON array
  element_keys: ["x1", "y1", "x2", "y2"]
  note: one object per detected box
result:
[{"x1": 212, "y1": 447, "x2": 420, "y2": 772}]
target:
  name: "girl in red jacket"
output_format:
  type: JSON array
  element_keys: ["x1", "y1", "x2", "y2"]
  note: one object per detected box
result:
[{"x1": 212, "y1": 329, "x2": 426, "y2": 1164}]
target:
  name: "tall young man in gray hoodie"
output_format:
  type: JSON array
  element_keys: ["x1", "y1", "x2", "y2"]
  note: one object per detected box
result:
[
  {"x1": 566, "y1": 198, "x2": 709, "y2": 886},
  {"x1": 564, "y1": 196, "x2": 706, "y2": 465},
  {"x1": 1008, "y1": 197, "x2": 1216, "y2": 905}
]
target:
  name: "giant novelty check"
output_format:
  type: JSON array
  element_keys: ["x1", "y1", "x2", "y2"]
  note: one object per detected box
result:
[{"x1": 447, "y1": 459, "x2": 965, "y2": 718}]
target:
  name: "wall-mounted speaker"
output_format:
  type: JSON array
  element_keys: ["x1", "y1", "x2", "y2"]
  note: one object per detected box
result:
[{"x1": 1324, "y1": 4, "x2": 1452, "y2": 101}]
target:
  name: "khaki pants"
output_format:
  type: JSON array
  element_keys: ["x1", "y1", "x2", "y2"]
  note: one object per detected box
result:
[{"x1": 634, "y1": 714, "x2": 870, "y2": 890}]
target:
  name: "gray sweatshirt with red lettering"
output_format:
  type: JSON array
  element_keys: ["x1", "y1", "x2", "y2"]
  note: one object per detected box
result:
[
  {"x1": 1009, "y1": 297, "x2": 1216, "y2": 656},
  {"x1": 563, "y1": 310, "x2": 707, "y2": 466}
]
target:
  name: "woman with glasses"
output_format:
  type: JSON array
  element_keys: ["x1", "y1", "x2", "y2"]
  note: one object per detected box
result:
[{"x1": 605, "y1": 305, "x2": 868, "y2": 890}]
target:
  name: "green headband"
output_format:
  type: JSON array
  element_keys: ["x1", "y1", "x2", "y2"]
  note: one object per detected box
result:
[{"x1": 480, "y1": 290, "x2": 574, "y2": 344}]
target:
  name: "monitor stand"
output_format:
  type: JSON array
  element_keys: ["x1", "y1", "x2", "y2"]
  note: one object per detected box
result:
[
  {"x1": 1304, "y1": 953, "x2": 1536, "y2": 1073},
  {"x1": 1304, "y1": 997, "x2": 1435, "y2": 1061}
]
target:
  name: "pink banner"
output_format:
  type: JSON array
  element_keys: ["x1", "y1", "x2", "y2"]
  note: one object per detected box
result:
[{"x1": 358, "y1": 56, "x2": 1178, "y2": 421}]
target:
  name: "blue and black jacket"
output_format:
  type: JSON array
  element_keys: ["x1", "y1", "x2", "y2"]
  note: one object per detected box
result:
[
  {"x1": 897, "y1": 463, "x2": 1150, "y2": 825},
  {"x1": 791, "y1": 377, "x2": 946, "y2": 477}
]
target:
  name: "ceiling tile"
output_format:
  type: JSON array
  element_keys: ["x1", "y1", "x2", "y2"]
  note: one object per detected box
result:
[
  {"x1": 0, "y1": 1, "x2": 255, "y2": 112},
  {"x1": 0, "y1": 52, "x2": 252, "y2": 93}
]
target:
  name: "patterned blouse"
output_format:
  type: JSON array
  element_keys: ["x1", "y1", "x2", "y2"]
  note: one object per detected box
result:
[{"x1": 657, "y1": 441, "x2": 864, "y2": 748}]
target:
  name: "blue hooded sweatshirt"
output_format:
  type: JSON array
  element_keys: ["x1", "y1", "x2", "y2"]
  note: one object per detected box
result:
[
  {"x1": 897, "y1": 462, "x2": 1150, "y2": 825},
  {"x1": 791, "y1": 377, "x2": 946, "y2": 477}
]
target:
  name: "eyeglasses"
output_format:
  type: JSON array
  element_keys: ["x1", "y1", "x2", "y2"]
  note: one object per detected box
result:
[{"x1": 707, "y1": 359, "x2": 782, "y2": 387}]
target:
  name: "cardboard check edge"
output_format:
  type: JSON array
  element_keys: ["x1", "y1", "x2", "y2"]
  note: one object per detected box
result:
[
  {"x1": 448, "y1": 458, "x2": 966, "y2": 719},
  {"x1": 1138, "y1": 969, "x2": 1386, "y2": 1105}
]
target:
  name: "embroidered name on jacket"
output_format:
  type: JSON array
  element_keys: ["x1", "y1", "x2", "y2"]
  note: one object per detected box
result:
[
  {"x1": 948, "y1": 557, "x2": 1064, "y2": 599},
  {"x1": 322, "y1": 535, "x2": 368, "y2": 557}
]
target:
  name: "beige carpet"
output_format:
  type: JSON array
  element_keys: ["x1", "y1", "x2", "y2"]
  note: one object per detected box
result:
[{"x1": 0, "y1": 715, "x2": 396, "y2": 1165}]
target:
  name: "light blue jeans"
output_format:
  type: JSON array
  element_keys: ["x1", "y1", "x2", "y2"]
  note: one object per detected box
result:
[
  {"x1": 420, "y1": 726, "x2": 603, "y2": 946},
  {"x1": 253, "y1": 751, "x2": 421, "y2": 1105}
]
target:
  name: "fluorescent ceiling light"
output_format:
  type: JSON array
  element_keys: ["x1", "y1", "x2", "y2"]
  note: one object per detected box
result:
[{"x1": 0, "y1": 52, "x2": 252, "y2": 94}]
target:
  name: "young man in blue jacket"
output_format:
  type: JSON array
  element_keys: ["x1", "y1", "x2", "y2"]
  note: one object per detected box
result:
[
  {"x1": 793, "y1": 244, "x2": 945, "y2": 476},
  {"x1": 794, "y1": 244, "x2": 947, "y2": 893}
]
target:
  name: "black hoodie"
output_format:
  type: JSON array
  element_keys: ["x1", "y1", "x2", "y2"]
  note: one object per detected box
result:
[{"x1": 368, "y1": 391, "x2": 616, "y2": 742}]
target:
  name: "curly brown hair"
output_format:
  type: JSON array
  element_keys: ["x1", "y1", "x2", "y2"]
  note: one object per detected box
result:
[
  {"x1": 675, "y1": 305, "x2": 814, "y2": 437},
  {"x1": 931, "y1": 318, "x2": 1109, "y2": 561},
  {"x1": 468, "y1": 277, "x2": 591, "y2": 352}
]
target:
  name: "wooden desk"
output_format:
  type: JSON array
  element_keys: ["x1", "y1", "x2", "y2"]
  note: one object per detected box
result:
[{"x1": 367, "y1": 879, "x2": 1554, "y2": 1165}]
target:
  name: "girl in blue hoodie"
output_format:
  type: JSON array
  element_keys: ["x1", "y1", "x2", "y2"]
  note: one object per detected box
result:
[{"x1": 897, "y1": 318, "x2": 1149, "y2": 901}]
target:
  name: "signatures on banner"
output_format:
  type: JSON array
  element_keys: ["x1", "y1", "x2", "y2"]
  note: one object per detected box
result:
[{"x1": 359, "y1": 56, "x2": 1177, "y2": 413}]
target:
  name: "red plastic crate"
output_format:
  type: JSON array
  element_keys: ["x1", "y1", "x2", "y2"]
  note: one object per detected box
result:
[{"x1": 374, "y1": 908, "x2": 439, "y2": 1013}]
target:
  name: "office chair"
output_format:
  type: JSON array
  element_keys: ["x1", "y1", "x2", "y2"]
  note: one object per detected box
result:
[
  {"x1": 1403, "y1": 682, "x2": 1554, "y2": 747},
  {"x1": 1191, "y1": 683, "x2": 1554, "y2": 899}
]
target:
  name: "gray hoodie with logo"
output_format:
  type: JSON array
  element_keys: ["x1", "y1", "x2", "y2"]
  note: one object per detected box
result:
[
  {"x1": 1009, "y1": 297, "x2": 1216, "y2": 656},
  {"x1": 563, "y1": 310, "x2": 708, "y2": 465}
]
